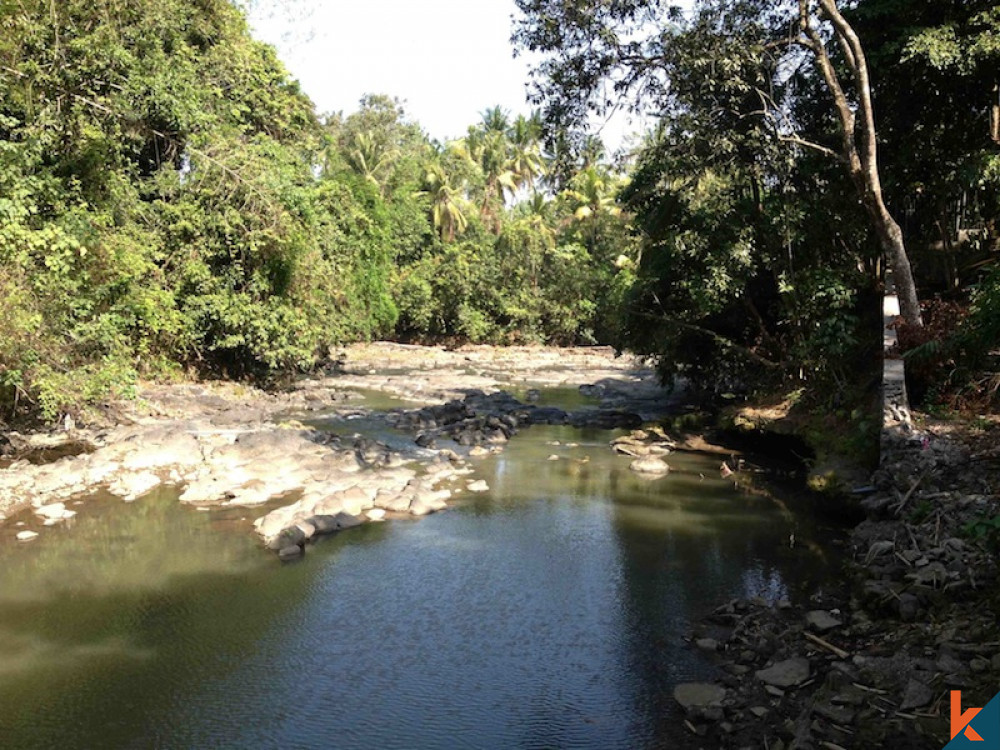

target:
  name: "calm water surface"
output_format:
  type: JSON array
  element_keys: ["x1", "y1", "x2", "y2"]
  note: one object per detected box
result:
[{"x1": 0, "y1": 418, "x2": 838, "y2": 749}]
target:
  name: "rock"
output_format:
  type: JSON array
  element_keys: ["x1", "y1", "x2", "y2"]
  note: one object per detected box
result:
[
  {"x1": 366, "y1": 508, "x2": 386, "y2": 522},
  {"x1": 756, "y1": 658, "x2": 810, "y2": 688},
  {"x1": 266, "y1": 526, "x2": 306, "y2": 551},
  {"x1": 750, "y1": 706, "x2": 769, "y2": 718},
  {"x1": 373, "y1": 490, "x2": 412, "y2": 513},
  {"x1": 295, "y1": 520, "x2": 316, "y2": 540},
  {"x1": 695, "y1": 638, "x2": 719, "y2": 652},
  {"x1": 813, "y1": 701, "x2": 855, "y2": 724},
  {"x1": 899, "y1": 679, "x2": 934, "y2": 710},
  {"x1": 805, "y1": 610, "x2": 842, "y2": 633},
  {"x1": 15, "y1": 530, "x2": 39, "y2": 542},
  {"x1": 34, "y1": 502, "x2": 76, "y2": 522},
  {"x1": 897, "y1": 593, "x2": 920, "y2": 622},
  {"x1": 764, "y1": 685, "x2": 785, "y2": 698},
  {"x1": 547, "y1": 454, "x2": 559, "y2": 461},
  {"x1": 673, "y1": 683, "x2": 726, "y2": 711},
  {"x1": 310, "y1": 512, "x2": 363, "y2": 534},
  {"x1": 108, "y1": 471, "x2": 160, "y2": 503},
  {"x1": 466, "y1": 480, "x2": 489, "y2": 493},
  {"x1": 468, "y1": 446, "x2": 490, "y2": 458},
  {"x1": 629, "y1": 456, "x2": 670, "y2": 476},
  {"x1": 409, "y1": 490, "x2": 449, "y2": 516},
  {"x1": 277, "y1": 545, "x2": 303, "y2": 560}
]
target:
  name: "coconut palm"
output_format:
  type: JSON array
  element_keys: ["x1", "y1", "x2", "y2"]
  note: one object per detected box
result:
[
  {"x1": 508, "y1": 112, "x2": 546, "y2": 193},
  {"x1": 345, "y1": 130, "x2": 398, "y2": 194},
  {"x1": 421, "y1": 162, "x2": 469, "y2": 242}
]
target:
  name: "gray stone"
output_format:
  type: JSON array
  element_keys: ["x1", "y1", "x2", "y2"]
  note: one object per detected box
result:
[
  {"x1": 266, "y1": 526, "x2": 306, "y2": 551},
  {"x1": 308, "y1": 515, "x2": 339, "y2": 534},
  {"x1": 897, "y1": 593, "x2": 920, "y2": 622},
  {"x1": 813, "y1": 701, "x2": 855, "y2": 724},
  {"x1": 696, "y1": 638, "x2": 719, "y2": 652},
  {"x1": 673, "y1": 683, "x2": 726, "y2": 711},
  {"x1": 805, "y1": 610, "x2": 842, "y2": 633},
  {"x1": 750, "y1": 706, "x2": 769, "y2": 718},
  {"x1": 756, "y1": 658, "x2": 810, "y2": 688},
  {"x1": 277, "y1": 545, "x2": 303, "y2": 560},
  {"x1": 899, "y1": 679, "x2": 934, "y2": 710}
]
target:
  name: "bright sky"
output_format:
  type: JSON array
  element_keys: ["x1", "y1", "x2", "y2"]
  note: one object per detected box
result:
[{"x1": 246, "y1": 0, "x2": 645, "y2": 149}]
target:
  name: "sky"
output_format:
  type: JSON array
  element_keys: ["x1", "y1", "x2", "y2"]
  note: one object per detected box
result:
[{"x1": 246, "y1": 0, "x2": 645, "y2": 149}]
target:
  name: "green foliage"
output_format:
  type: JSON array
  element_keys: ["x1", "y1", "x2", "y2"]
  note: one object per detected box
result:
[
  {"x1": 0, "y1": 0, "x2": 400, "y2": 421},
  {"x1": 962, "y1": 513, "x2": 1000, "y2": 553}
]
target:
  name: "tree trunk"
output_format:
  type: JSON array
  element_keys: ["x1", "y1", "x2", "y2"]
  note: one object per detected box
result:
[
  {"x1": 868, "y1": 202, "x2": 922, "y2": 326},
  {"x1": 802, "y1": 0, "x2": 923, "y2": 326},
  {"x1": 991, "y1": 81, "x2": 999, "y2": 144}
]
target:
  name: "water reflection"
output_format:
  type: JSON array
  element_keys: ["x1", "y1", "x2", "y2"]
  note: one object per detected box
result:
[{"x1": 0, "y1": 424, "x2": 838, "y2": 749}]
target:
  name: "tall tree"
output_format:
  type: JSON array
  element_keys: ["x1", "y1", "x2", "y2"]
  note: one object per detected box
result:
[
  {"x1": 512, "y1": 0, "x2": 925, "y2": 325},
  {"x1": 789, "y1": 0, "x2": 922, "y2": 325}
]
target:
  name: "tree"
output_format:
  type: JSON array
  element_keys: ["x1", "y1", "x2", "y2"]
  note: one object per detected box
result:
[
  {"x1": 508, "y1": 112, "x2": 547, "y2": 192},
  {"x1": 788, "y1": 0, "x2": 922, "y2": 326},
  {"x1": 421, "y1": 161, "x2": 469, "y2": 242},
  {"x1": 513, "y1": 0, "x2": 925, "y2": 325}
]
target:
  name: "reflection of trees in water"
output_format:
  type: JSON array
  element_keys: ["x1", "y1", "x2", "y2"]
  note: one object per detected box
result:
[{"x1": 606, "y1": 485, "x2": 830, "y2": 747}]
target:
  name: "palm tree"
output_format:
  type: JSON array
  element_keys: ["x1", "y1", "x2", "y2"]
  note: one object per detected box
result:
[
  {"x1": 345, "y1": 130, "x2": 398, "y2": 194},
  {"x1": 562, "y1": 165, "x2": 622, "y2": 221},
  {"x1": 421, "y1": 162, "x2": 469, "y2": 242},
  {"x1": 508, "y1": 112, "x2": 546, "y2": 193}
]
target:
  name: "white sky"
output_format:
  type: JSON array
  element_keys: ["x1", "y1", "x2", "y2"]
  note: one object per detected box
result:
[{"x1": 246, "y1": 0, "x2": 646, "y2": 150}]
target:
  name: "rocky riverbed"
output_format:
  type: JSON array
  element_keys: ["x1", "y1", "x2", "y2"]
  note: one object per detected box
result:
[{"x1": 0, "y1": 343, "x2": 671, "y2": 557}]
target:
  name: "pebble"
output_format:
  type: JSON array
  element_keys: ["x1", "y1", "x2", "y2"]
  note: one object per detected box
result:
[{"x1": 15, "y1": 530, "x2": 38, "y2": 542}]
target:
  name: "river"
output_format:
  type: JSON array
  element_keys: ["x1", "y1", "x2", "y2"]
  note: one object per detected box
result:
[{"x1": 0, "y1": 391, "x2": 839, "y2": 749}]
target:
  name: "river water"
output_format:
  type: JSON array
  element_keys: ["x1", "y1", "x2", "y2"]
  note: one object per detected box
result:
[{"x1": 0, "y1": 396, "x2": 839, "y2": 749}]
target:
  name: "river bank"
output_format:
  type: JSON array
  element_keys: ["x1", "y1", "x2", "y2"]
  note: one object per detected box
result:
[{"x1": 673, "y1": 413, "x2": 1000, "y2": 748}]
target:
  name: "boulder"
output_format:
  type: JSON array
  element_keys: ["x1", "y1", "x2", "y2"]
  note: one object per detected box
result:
[
  {"x1": 266, "y1": 526, "x2": 306, "y2": 551},
  {"x1": 277, "y1": 545, "x2": 303, "y2": 561}
]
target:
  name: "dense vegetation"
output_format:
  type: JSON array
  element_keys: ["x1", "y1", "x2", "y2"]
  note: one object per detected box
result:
[
  {"x1": 0, "y1": 0, "x2": 634, "y2": 422},
  {"x1": 2, "y1": 0, "x2": 998, "y2": 426},
  {"x1": 515, "y1": 0, "x2": 1000, "y2": 409}
]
